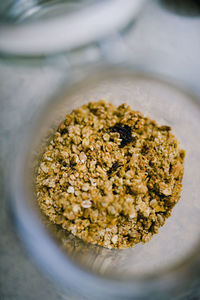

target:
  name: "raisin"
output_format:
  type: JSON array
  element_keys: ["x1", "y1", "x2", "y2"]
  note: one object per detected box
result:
[
  {"x1": 59, "y1": 128, "x2": 68, "y2": 135},
  {"x1": 107, "y1": 162, "x2": 120, "y2": 175},
  {"x1": 110, "y1": 123, "x2": 133, "y2": 148},
  {"x1": 159, "y1": 125, "x2": 171, "y2": 131}
]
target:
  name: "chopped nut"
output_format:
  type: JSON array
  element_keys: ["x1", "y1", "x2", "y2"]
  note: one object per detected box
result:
[
  {"x1": 82, "y1": 138, "x2": 90, "y2": 149},
  {"x1": 150, "y1": 199, "x2": 158, "y2": 207},
  {"x1": 40, "y1": 163, "x2": 48, "y2": 173},
  {"x1": 72, "y1": 204, "x2": 80, "y2": 213},
  {"x1": 103, "y1": 133, "x2": 110, "y2": 141},
  {"x1": 70, "y1": 154, "x2": 79, "y2": 164},
  {"x1": 67, "y1": 186, "x2": 74, "y2": 194},
  {"x1": 129, "y1": 207, "x2": 137, "y2": 219},
  {"x1": 43, "y1": 178, "x2": 56, "y2": 188},
  {"x1": 79, "y1": 152, "x2": 87, "y2": 163},
  {"x1": 157, "y1": 214, "x2": 164, "y2": 225}
]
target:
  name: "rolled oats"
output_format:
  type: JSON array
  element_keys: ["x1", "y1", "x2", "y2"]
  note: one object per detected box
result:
[{"x1": 36, "y1": 100, "x2": 185, "y2": 249}]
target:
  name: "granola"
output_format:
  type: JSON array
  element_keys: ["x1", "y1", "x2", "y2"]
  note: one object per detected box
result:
[{"x1": 36, "y1": 101, "x2": 185, "y2": 249}]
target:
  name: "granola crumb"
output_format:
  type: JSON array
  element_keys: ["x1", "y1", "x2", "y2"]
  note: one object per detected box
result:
[
  {"x1": 36, "y1": 100, "x2": 185, "y2": 249},
  {"x1": 67, "y1": 186, "x2": 74, "y2": 194}
]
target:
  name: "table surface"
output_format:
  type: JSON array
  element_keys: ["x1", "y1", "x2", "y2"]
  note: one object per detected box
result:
[{"x1": 1, "y1": 0, "x2": 200, "y2": 299}]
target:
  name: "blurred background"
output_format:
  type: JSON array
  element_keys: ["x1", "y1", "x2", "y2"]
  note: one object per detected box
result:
[{"x1": 0, "y1": 0, "x2": 200, "y2": 299}]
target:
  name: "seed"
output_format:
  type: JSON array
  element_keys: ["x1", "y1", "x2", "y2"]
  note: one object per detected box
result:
[{"x1": 82, "y1": 200, "x2": 92, "y2": 208}]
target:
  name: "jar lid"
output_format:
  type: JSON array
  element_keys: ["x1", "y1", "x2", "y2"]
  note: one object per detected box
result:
[{"x1": 0, "y1": 0, "x2": 145, "y2": 57}]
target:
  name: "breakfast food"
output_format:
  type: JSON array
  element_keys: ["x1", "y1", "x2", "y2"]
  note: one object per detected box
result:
[{"x1": 36, "y1": 101, "x2": 185, "y2": 249}]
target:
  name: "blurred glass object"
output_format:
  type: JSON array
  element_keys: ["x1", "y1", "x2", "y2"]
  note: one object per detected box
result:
[
  {"x1": 160, "y1": 0, "x2": 200, "y2": 16},
  {"x1": 0, "y1": 0, "x2": 146, "y2": 58},
  {"x1": 0, "y1": 0, "x2": 98, "y2": 22}
]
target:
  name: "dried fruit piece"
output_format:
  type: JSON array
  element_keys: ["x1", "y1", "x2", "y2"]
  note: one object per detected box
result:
[{"x1": 110, "y1": 123, "x2": 133, "y2": 148}]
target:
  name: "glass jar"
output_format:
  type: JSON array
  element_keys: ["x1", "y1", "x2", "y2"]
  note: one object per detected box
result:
[
  {"x1": 8, "y1": 64, "x2": 200, "y2": 300},
  {"x1": 2, "y1": 1, "x2": 200, "y2": 299}
]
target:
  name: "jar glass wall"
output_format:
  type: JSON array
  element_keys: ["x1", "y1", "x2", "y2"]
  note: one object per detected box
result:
[{"x1": 0, "y1": 0, "x2": 146, "y2": 58}]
